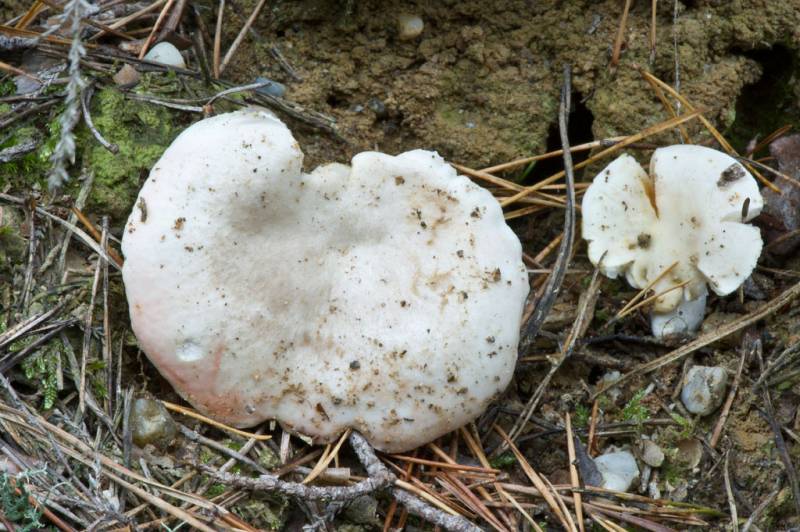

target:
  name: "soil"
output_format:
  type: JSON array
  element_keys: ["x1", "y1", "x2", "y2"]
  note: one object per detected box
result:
[{"x1": 2, "y1": 0, "x2": 800, "y2": 529}]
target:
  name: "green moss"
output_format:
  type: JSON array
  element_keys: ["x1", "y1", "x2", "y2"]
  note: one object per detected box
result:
[
  {"x1": 0, "y1": 474, "x2": 44, "y2": 532},
  {"x1": 0, "y1": 119, "x2": 59, "y2": 190},
  {"x1": 21, "y1": 344, "x2": 61, "y2": 410},
  {"x1": 76, "y1": 86, "x2": 185, "y2": 221}
]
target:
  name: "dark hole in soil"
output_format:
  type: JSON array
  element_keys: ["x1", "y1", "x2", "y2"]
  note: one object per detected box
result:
[
  {"x1": 727, "y1": 44, "x2": 800, "y2": 152},
  {"x1": 523, "y1": 92, "x2": 594, "y2": 185},
  {"x1": 587, "y1": 364, "x2": 605, "y2": 385},
  {"x1": 326, "y1": 91, "x2": 349, "y2": 109}
]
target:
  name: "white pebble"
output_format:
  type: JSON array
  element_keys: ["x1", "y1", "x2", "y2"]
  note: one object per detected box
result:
[
  {"x1": 144, "y1": 42, "x2": 186, "y2": 68},
  {"x1": 595, "y1": 450, "x2": 639, "y2": 492},
  {"x1": 397, "y1": 14, "x2": 424, "y2": 41},
  {"x1": 641, "y1": 440, "x2": 664, "y2": 467},
  {"x1": 681, "y1": 365, "x2": 728, "y2": 415}
]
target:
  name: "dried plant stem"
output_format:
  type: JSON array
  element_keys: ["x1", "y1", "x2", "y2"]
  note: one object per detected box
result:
[{"x1": 49, "y1": 0, "x2": 92, "y2": 190}]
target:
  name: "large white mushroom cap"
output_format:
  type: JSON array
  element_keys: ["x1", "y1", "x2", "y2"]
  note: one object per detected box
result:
[
  {"x1": 121, "y1": 108, "x2": 529, "y2": 453},
  {"x1": 582, "y1": 145, "x2": 764, "y2": 314}
]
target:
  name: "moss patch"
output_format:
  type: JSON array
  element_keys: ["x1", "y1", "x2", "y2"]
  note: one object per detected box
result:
[{"x1": 77, "y1": 85, "x2": 185, "y2": 221}]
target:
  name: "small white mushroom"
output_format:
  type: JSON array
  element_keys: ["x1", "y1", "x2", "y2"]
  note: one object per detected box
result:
[
  {"x1": 582, "y1": 145, "x2": 764, "y2": 337},
  {"x1": 121, "y1": 108, "x2": 529, "y2": 453}
]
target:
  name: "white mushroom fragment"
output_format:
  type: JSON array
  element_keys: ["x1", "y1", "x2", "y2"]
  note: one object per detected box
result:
[
  {"x1": 121, "y1": 108, "x2": 529, "y2": 453},
  {"x1": 582, "y1": 145, "x2": 764, "y2": 337}
]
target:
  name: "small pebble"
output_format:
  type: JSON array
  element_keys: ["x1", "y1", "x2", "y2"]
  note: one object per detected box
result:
[
  {"x1": 113, "y1": 64, "x2": 140, "y2": 89},
  {"x1": 594, "y1": 450, "x2": 639, "y2": 492},
  {"x1": 676, "y1": 438, "x2": 703, "y2": 469},
  {"x1": 144, "y1": 41, "x2": 185, "y2": 68},
  {"x1": 397, "y1": 14, "x2": 424, "y2": 41},
  {"x1": 367, "y1": 97, "x2": 388, "y2": 119},
  {"x1": 254, "y1": 77, "x2": 286, "y2": 98},
  {"x1": 641, "y1": 440, "x2": 664, "y2": 467},
  {"x1": 130, "y1": 397, "x2": 177, "y2": 448},
  {"x1": 680, "y1": 365, "x2": 728, "y2": 416}
]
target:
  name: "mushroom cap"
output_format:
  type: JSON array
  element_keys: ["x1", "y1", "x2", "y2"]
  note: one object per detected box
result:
[
  {"x1": 121, "y1": 108, "x2": 529, "y2": 453},
  {"x1": 582, "y1": 145, "x2": 763, "y2": 313}
]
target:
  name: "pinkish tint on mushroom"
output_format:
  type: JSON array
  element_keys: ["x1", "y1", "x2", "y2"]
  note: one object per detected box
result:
[
  {"x1": 582, "y1": 145, "x2": 764, "y2": 338},
  {"x1": 121, "y1": 108, "x2": 529, "y2": 453}
]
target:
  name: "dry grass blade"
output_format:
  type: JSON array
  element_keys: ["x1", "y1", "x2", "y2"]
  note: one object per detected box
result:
[
  {"x1": 748, "y1": 124, "x2": 791, "y2": 156},
  {"x1": 89, "y1": 0, "x2": 167, "y2": 39},
  {"x1": 303, "y1": 428, "x2": 350, "y2": 484},
  {"x1": 438, "y1": 471, "x2": 508, "y2": 531},
  {"x1": 641, "y1": 72, "x2": 690, "y2": 143},
  {"x1": 614, "y1": 280, "x2": 690, "y2": 321},
  {"x1": 638, "y1": 69, "x2": 779, "y2": 193},
  {"x1": 14, "y1": 0, "x2": 45, "y2": 29},
  {"x1": 478, "y1": 137, "x2": 627, "y2": 175},
  {"x1": 608, "y1": 261, "x2": 678, "y2": 324},
  {"x1": 213, "y1": 0, "x2": 224, "y2": 78},
  {"x1": 723, "y1": 451, "x2": 739, "y2": 532},
  {"x1": 592, "y1": 279, "x2": 800, "y2": 400},
  {"x1": 393, "y1": 478, "x2": 460, "y2": 516},
  {"x1": 499, "y1": 109, "x2": 701, "y2": 207},
  {"x1": 159, "y1": 399, "x2": 272, "y2": 440},
  {"x1": 494, "y1": 424, "x2": 572, "y2": 530},
  {"x1": 137, "y1": 0, "x2": 177, "y2": 59},
  {"x1": 71, "y1": 206, "x2": 124, "y2": 267},
  {"x1": 0, "y1": 59, "x2": 42, "y2": 81},
  {"x1": 565, "y1": 414, "x2": 585, "y2": 532},
  {"x1": 610, "y1": 0, "x2": 633, "y2": 69},
  {"x1": 219, "y1": 0, "x2": 268, "y2": 75},
  {"x1": 390, "y1": 454, "x2": 500, "y2": 474},
  {"x1": 649, "y1": 0, "x2": 657, "y2": 62}
]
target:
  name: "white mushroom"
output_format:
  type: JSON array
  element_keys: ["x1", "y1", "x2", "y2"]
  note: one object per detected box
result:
[
  {"x1": 121, "y1": 108, "x2": 529, "y2": 453},
  {"x1": 582, "y1": 145, "x2": 764, "y2": 337}
]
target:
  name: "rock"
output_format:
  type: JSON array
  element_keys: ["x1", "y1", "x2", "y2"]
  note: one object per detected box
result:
[
  {"x1": 762, "y1": 135, "x2": 800, "y2": 255},
  {"x1": 397, "y1": 14, "x2": 424, "y2": 41},
  {"x1": 143, "y1": 41, "x2": 185, "y2": 68},
  {"x1": 641, "y1": 440, "x2": 664, "y2": 467},
  {"x1": 130, "y1": 397, "x2": 177, "y2": 448},
  {"x1": 680, "y1": 365, "x2": 728, "y2": 416},
  {"x1": 594, "y1": 450, "x2": 639, "y2": 492},
  {"x1": 675, "y1": 438, "x2": 703, "y2": 469},
  {"x1": 113, "y1": 64, "x2": 140, "y2": 89},
  {"x1": 254, "y1": 77, "x2": 286, "y2": 98}
]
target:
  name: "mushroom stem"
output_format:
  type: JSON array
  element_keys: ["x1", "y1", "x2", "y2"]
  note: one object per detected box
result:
[{"x1": 650, "y1": 292, "x2": 707, "y2": 338}]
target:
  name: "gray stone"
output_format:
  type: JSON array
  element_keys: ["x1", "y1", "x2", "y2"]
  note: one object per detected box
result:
[
  {"x1": 397, "y1": 14, "x2": 424, "y2": 41},
  {"x1": 254, "y1": 77, "x2": 286, "y2": 98},
  {"x1": 595, "y1": 450, "x2": 639, "y2": 492},
  {"x1": 641, "y1": 440, "x2": 664, "y2": 467},
  {"x1": 681, "y1": 365, "x2": 728, "y2": 416}
]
